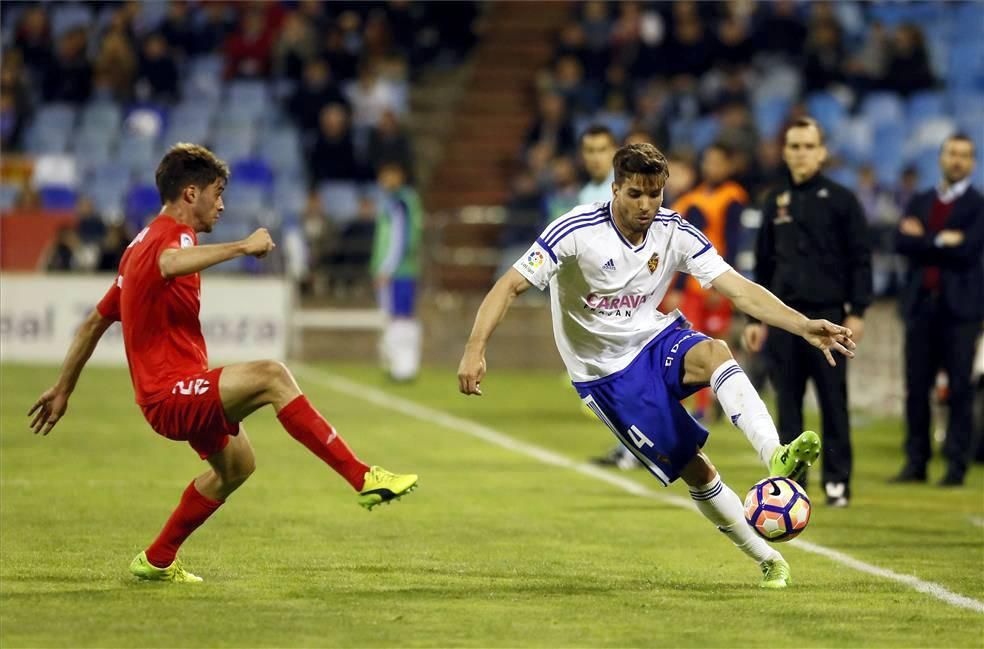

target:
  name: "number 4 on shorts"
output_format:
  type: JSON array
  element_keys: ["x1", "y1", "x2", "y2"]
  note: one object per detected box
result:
[{"x1": 627, "y1": 425, "x2": 654, "y2": 449}]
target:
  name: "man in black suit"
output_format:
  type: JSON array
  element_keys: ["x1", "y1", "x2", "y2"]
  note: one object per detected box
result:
[{"x1": 893, "y1": 133, "x2": 984, "y2": 486}]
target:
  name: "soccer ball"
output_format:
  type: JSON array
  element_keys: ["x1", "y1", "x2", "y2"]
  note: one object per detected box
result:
[{"x1": 743, "y1": 477, "x2": 811, "y2": 542}]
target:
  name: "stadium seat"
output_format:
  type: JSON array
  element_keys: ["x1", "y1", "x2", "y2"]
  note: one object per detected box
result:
[
  {"x1": 805, "y1": 92, "x2": 847, "y2": 136},
  {"x1": 906, "y1": 92, "x2": 945, "y2": 129},
  {"x1": 691, "y1": 116, "x2": 721, "y2": 153},
  {"x1": 260, "y1": 127, "x2": 304, "y2": 175},
  {"x1": 231, "y1": 158, "x2": 275, "y2": 191},
  {"x1": 317, "y1": 181, "x2": 361, "y2": 224},
  {"x1": 872, "y1": 122, "x2": 906, "y2": 187},
  {"x1": 753, "y1": 96, "x2": 792, "y2": 140},
  {"x1": 72, "y1": 130, "x2": 114, "y2": 171},
  {"x1": 39, "y1": 185, "x2": 79, "y2": 211},
  {"x1": 860, "y1": 92, "x2": 905, "y2": 125},
  {"x1": 831, "y1": 117, "x2": 873, "y2": 166},
  {"x1": 118, "y1": 136, "x2": 158, "y2": 172},
  {"x1": 80, "y1": 101, "x2": 122, "y2": 133},
  {"x1": 212, "y1": 130, "x2": 256, "y2": 162},
  {"x1": 273, "y1": 179, "x2": 308, "y2": 215},
  {"x1": 222, "y1": 185, "x2": 268, "y2": 221},
  {"x1": 50, "y1": 3, "x2": 93, "y2": 37},
  {"x1": 125, "y1": 184, "x2": 162, "y2": 229}
]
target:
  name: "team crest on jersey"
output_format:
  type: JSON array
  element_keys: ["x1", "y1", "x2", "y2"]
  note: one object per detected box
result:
[
  {"x1": 775, "y1": 191, "x2": 792, "y2": 222},
  {"x1": 647, "y1": 253, "x2": 660, "y2": 274}
]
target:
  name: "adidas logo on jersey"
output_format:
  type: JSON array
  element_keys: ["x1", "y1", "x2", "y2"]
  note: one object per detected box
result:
[{"x1": 601, "y1": 258, "x2": 616, "y2": 271}]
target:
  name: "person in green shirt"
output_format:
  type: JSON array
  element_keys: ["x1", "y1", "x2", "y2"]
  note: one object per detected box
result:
[{"x1": 370, "y1": 161, "x2": 423, "y2": 381}]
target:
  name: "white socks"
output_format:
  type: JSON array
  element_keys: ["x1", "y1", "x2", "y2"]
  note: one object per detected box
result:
[
  {"x1": 690, "y1": 475, "x2": 781, "y2": 564},
  {"x1": 379, "y1": 319, "x2": 422, "y2": 381},
  {"x1": 710, "y1": 360, "x2": 781, "y2": 467}
]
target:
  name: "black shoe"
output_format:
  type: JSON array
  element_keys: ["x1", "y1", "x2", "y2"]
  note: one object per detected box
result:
[
  {"x1": 824, "y1": 482, "x2": 849, "y2": 507},
  {"x1": 937, "y1": 471, "x2": 965, "y2": 487},
  {"x1": 888, "y1": 466, "x2": 927, "y2": 483}
]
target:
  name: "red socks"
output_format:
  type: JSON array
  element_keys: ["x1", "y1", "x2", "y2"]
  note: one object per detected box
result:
[
  {"x1": 277, "y1": 395, "x2": 369, "y2": 490},
  {"x1": 145, "y1": 481, "x2": 223, "y2": 568}
]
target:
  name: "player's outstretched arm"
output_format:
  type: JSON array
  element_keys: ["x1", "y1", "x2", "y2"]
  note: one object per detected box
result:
[
  {"x1": 28, "y1": 309, "x2": 114, "y2": 435},
  {"x1": 457, "y1": 268, "x2": 532, "y2": 395},
  {"x1": 159, "y1": 228, "x2": 275, "y2": 279},
  {"x1": 712, "y1": 269, "x2": 856, "y2": 366}
]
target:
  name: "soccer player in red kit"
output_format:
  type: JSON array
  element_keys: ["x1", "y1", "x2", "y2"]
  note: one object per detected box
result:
[{"x1": 28, "y1": 144, "x2": 418, "y2": 583}]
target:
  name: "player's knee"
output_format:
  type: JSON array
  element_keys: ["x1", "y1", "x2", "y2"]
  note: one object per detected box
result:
[
  {"x1": 257, "y1": 360, "x2": 292, "y2": 389},
  {"x1": 223, "y1": 456, "x2": 255, "y2": 491},
  {"x1": 710, "y1": 339, "x2": 733, "y2": 365}
]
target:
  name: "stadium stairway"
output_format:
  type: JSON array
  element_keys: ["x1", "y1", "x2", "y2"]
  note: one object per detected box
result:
[{"x1": 422, "y1": 2, "x2": 572, "y2": 292}]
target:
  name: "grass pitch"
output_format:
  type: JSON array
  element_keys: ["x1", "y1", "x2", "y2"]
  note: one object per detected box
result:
[{"x1": 1, "y1": 362, "x2": 982, "y2": 647}]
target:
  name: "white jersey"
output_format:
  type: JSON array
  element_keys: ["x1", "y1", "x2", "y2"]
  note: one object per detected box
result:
[{"x1": 513, "y1": 201, "x2": 731, "y2": 383}]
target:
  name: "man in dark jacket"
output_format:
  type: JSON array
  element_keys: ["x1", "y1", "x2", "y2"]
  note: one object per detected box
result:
[
  {"x1": 744, "y1": 117, "x2": 872, "y2": 507},
  {"x1": 892, "y1": 133, "x2": 984, "y2": 487}
]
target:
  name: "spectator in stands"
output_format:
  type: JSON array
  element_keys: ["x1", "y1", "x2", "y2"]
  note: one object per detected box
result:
[
  {"x1": 93, "y1": 31, "x2": 137, "y2": 103},
  {"x1": 664, "y1": 150, "x2": 698, "y2": 205},
  {"x1": 0, "y1": 53, "x2": 30, "y2": 152},
  {"x1": 666, "y1": 1, "x2": 714, "y2": 80},
  {"x1": 802, "y1": 18, "x2": 846, "y2": 94},
  {"x1": 344, "y1": 61, "x2": 404, "y2": 129},
  {"x1": 44, "y1": 226, "x2": 82, "y2": 272},
  {"x1": 895, "y1": 165, "x2": 920, "y2": 213},
  {"x1": 224, "y1": 6, "x2": 277, "y2": 79},
  {"x1": 577, "y1": 125, "x2": 617, "y2": 205},
  {"x1": 289, "y1": 59, "x2": 349, "y2": 138},
  {"x1": 501, "y1": 170, "x2": 546, "y2": 252},
  {"x1": 368, "y1": 109, "x2": 413, "y2": 178},
  {"x1": 550, "y1": 55, "x2": 599, "y2": 116},
  {"x1": 14, "y1": 6, "x2": 53, "y2": 84},
  {"x1": 42, "y1": 27, "x2": 91, "y2": 104},
  {"x1": 308, "y1": 103, "x2": 359, "y2": 184},
  {"x1": 273, "y1": 11, "x2": 318, "y2": 82},
  {"x1": 194, "y1": 2, "x2": 234, "y2": 55},
  {"x1": 97, "y1": 223, "x2": 132, "y2": 272},
  {"x1": 159, "y1": 0, "x2": 197, "y2": 62},
  {"x1": 754, "y1": 0, "x2": 807, "y2": 61},
  {"x1": 856, "y1": 164, "x2": 900, "y2": 226},
  {"x1": 525, "y1": 92, "x2": 577, "y2": 159},
  {"x1": 882, "y1": 24, "x2": 936, "y2": 96},
  {"x1": 320, "y1": 27, "x2": 359, "y2": 82},
  {"x1": 545, "y1": 156, "x2": 581, "y2": 221},
  {"x1": 892, "y1": 134, "x2": 983, "y2": 487},
  {"x1": 136, "y1": 33, "x2": 179, "y2": 103}
]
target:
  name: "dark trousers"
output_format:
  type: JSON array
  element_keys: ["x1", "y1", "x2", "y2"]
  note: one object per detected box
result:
[
  {"x1": 903, "y1": 293, "x2": 980, "y2": 478},
  {"x1": 765, "y1": 307, "x2": 852, "y2": 491}
]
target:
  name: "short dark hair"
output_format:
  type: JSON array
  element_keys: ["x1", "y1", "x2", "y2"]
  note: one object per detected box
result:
[
  {"x1": 704, "y1": 140, "x2": 735, "y2": 158},
  {"x1": 941, "y1": 132, "x2": 975, "y2": 155},
  {"x1": 613, "y1": 143, "x2": 670, "y2": 186},
  {"x1": 784, "y1": 116, "x2": 825, "y2": 145},
  {"x1": 155, "y1": 143, "x2": 230, "y2": 203},
  {"x1": 580, "y1": 124, "x2": 616, "y2": 147}
]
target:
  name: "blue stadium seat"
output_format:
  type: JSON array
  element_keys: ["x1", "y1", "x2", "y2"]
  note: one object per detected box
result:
[
  {"x1": 753, "y1": 97, "x2": 791, "y2": 140},
  {"x1": 831, "y1": 117, "x2": 873, "y2": 165},
  {"x1": 317, "y1": 181, "x2": 361, "y2": 224},
  {"x1": 72, "y1": 129, "x2": 114, "y2": 171},
  {"x1": 25, "y1": 126, "x2": 72, "y2": 154},
  {"x1": 231, "y1": 158, "x2": 274, "y2": 191},
  {"x1": 39, "y1": 185, "x2": 79, "y2": 210},
  {"x1": 906, "y1": 91, "x2": 946, "y2": 129},
  {"x1": 118, "y1": 136, "x2": 158, "y2": 171},
  {"x1": 260, "y1": 127, "x2": 304, "y2": 175},
  {"x1": 860, "y1": 92, "x2": 904, "y2": 125},
  {"x1": 80, "y1": 101, "x2": 122, "y2": 133},
  {"x1": 691, "y1": 116, "x2": 721, "y2": 153},
  {"x1": 273, "y1": 179, "x2": 308, "y2": 215},
  {"x1": 805, "y1": 92, "x2": 846, "y2": 136},
  {"x1": 125, "y1": 184, "x2": 162, "y2": 229},
  {"x1": 222, "y1": 185, "x2": 268, "y2": 221},
  {"x1": 873, "y1": 122, "x2": 905, "y2": 187},
  {"x1": 51, "y1": 3, "x2": 93, "y2": 37},
  {"x1": 212, "y1": 131, "x2": 255, "y2": 163}
]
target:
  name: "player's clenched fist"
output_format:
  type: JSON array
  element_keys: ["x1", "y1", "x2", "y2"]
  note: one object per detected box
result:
[{"x1": 243, "y1": 228, "x2": 275, "y2": 257}]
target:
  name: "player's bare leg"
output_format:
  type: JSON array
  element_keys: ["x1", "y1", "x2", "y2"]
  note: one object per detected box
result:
[
  {"x1": 680, "y1": 451, "x2": 788, "y2": 588},
  {"x1": 217, "y1": 361, "x2": 417, "y2": 508}
]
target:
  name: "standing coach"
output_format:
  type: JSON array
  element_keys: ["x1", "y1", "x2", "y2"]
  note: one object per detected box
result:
[
  {"x1": 743, "y1": 117, "x2": 872, "y2": 508},
  {"x1": 892, "y1": 133, "x2": 984, "y2": 487}
]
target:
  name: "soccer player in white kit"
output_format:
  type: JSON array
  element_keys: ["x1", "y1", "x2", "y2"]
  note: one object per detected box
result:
[{"x1": 457, "y1": 144, "x2": 857, "y2": 588}]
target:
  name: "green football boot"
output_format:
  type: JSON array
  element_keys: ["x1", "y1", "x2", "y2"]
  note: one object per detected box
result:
[
  {"x1": 358, "y1": 466, "x2": 418, "y2": 511},
  {"x1": 760, "y1": 558, "x2": 791, "y2": 589},
  {"x1": 129, "y1": 551, "x2": 203, "y2": 583},
  {"x1": 769, "y1": 431, "x2": 821, "y2": 482}
]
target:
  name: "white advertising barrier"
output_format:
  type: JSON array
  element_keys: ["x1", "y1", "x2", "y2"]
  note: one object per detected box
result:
[{"x1": 0, "y1": 273, "x2": 291, "y2": 365}]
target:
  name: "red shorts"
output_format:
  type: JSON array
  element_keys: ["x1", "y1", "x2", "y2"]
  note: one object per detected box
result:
[{"x1": 141, "y1": 367, "x2": 239, "y2": 459}]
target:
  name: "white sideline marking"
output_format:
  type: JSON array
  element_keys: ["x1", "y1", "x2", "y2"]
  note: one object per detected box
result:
[
  {"x1": 970, "y1": 517, "x2": 984, "y2": 529},
  {"x1": 296, "y1": 366, "x2": 984, "y2": 615}
]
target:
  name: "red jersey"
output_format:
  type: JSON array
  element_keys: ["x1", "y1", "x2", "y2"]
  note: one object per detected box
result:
[{"x1": 97, "y1": 215, "x2": 209, "y2": 405}]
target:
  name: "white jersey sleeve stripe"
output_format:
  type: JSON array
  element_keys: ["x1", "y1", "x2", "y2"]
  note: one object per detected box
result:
[{"x1": 543, "y1": 216, "x2": 610, "y2": 249}]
